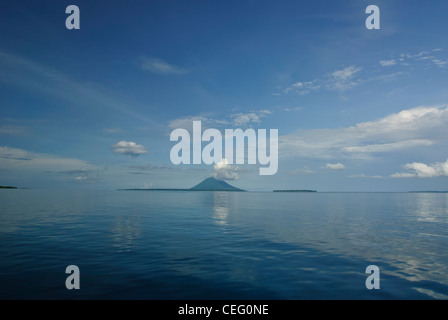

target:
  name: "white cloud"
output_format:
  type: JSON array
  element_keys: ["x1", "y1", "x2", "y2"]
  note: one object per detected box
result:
[
  {"x1": 283, "y1": 80, "x2": 321, "y2": 95},
  {"x1": 213, "y1": 159, "x2": 241, "y2": 180},
  {"x1": 281, "y1": 49, "x2": 446, "y2": 97},
  {"x1": 280, "y1": 105, "x2": 448, "y2": 160},
  {"x1": 231, "y1": 110, "x2": 271, "y2": 126},
  {"x1": 283, "y1": 66, "x2": 362, "y2": 95},
  {"x1": 432, "y1": 59, "x2": 448, "y2": 68},
  {"x1": 112, "y1": 141, "x2": 147, "y2": 156},
  {"x1": 349, "y1": 174, "x2": 383, "y2": 179},
  {"x1": 379, "y1": 59, "x2": 397, "y2": 67},
  {"x1": 283, "y1": 106, "x2": 304, "y2": 112},
  {"x1": 140, "y1": 57, "x2": 187, "y2": 74},
  {"x1": 326, "y1": 163, "x2": 345, "y2": 170},
  {"x1": 331, "y1": 66, "x2": 361, "y2": 81},
  {"x1": 395, "y1": 50, "x2": 448, "y2": 69},
  {"x1": 390, "y1": 172, "x2": 416, "y2": 178},
  {"x1": 290, "y1": 167, "x2": 315, "y2": 175},
  {"x1": 168, "y1": 116, "x2": 213, "y2": 131},
  {"x1": 168, "y1": 110, "x2": 272, "y2": 131},
  {"x1": 327, "y1": 66, "x2": 362, "y2": 92},
  {"x1": 343, "y1": 140, "x2": 433, "y2": 153},
  {"x1": 391, "y1": 159, "x2": 448, "y2": 178}
]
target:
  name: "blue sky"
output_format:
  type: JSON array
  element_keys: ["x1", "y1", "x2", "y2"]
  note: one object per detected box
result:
[{"x1": 1, "y1": 0, "x2": 448, "y2": 191}]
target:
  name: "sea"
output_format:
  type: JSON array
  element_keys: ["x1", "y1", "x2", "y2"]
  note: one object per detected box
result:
[{"x1": 0, "y1": 189, "x2": 447, "y2": 300}]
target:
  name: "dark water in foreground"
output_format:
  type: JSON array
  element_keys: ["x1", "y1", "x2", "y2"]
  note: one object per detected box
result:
[{"x1": 0, "y1": 190, "x2": 447, "y2": 300}]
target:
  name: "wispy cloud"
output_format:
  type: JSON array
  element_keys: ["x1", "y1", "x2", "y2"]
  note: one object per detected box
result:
[
  {"x1": 432, "y1": 59, "x2": 448, "y2": 68},
  {"x1": 397, "y1": 50, "x2": 448, "y2": 68},
  {"x1": 379, "y1": 59, "x2": 397, "y2": 67},
  {"x1": 343, "y1": 140, "x2": 433, "y2": 153},
  {"x1": 282, "y1": 65, "x2": 362, "y2": 95},
  {"x1": 140, "y1": 57, "x2": 188, "y2": 75},
  {"x1": 0, "y1": 146, "x2": 102, "y2": 183},
  {"x1": 128, "y1": 164, "x2": 173, "y2": 172},
  {"x1": 327, "y1": 66, "x2": 362, "y2": 92},
  {"x1": 289, "y1": 167, "x2": 315, "y2": 175},
  {"x1": 0, "y1": 125, "x2": 28, "y2": 136},
  {"x1": 283, "y1": 80, "x2": 320, "y2": 95},
  {"x1": 0, "y1": 51, "x2": 158, "y2": 126},
  {"x1": 48, "y1": 168, "x2": 103, "y2": 183},
  {"x1": 349, "y1": 174, "x2": 384, "y2": 179},
  {"x1": 280, "y1": 105, "x2": 448, "y2": 160},
  {"x1": 103, "y1": 127, "x2": 124, "y2": 134},
  {"x1": 280, "y1": 48, "x2": 446, "y2": 97},
  {"x1": 112, "y1": 141, "x2": 147, "y2": 156},
  {"x1": 283, "y1": 106, "x2": 304, "y2": 112}
]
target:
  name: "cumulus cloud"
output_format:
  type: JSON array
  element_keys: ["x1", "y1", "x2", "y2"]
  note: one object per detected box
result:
[
  {"x1": 231, "y1": 110, "x2": 271, "y2": 126},
  {"x1": 112, "y1": 141, "x2": 147, "y2": 156},
  {"x1": 141, "y1": 57, "x2": 187, "y2": 75},
  {"x1": 213, "y1": 159, "x2": 241, "y2": 180},
  {"x1": 391, "y1": 159, "x2": 448, "y2": 178},
  {"x1": 326, "y1": 163, "x2": 345, "y2": 170}
]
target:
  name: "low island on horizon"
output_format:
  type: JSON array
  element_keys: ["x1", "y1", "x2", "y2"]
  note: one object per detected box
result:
[{"x1": 273, "y1": 190, "x2": 317, "y2": 193}]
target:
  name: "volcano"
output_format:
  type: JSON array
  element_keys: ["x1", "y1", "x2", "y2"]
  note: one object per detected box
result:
[{"x1": 190, "y1": 177, "x2": 245, "y2": 191}]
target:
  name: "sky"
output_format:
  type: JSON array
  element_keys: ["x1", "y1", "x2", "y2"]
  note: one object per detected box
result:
[{"x1": 1, "y1": 0, "x2": 448, "y2": 191}]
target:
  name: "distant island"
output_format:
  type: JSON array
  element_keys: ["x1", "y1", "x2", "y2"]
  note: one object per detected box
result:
[
  {"x1": 0, "y1": 186, "x2": 18, "y2": 189},
  {"x1": 408, "y1": 191, "x2": 448, "y2": 193},
  {"x1": 120, "y1": 177, "x2": 245, "y2": 192},
  {"x1": 274, "y1": 190, "x2": 317, "y2": 193}
]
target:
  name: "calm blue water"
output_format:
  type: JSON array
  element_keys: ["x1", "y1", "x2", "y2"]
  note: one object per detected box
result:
[{"x1": 0, "y1": 190, "x2": 447, "y2": 299}]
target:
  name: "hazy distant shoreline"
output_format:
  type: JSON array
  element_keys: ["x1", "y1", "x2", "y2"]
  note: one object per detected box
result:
[
  {"x1": 274, "y1": 190, "x2": 317, "y2": 193},
  {"x1": 118, "y1": 188, "x2": 245, "y2": 192}
]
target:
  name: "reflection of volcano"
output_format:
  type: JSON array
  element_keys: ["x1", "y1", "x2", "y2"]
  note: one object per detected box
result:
[
  {"x1": 191, "y1": 177, "x2": 245, "y2": 191},
  {"x1": 213, "y1": 192, "x2": 230, "y2": 226}
]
